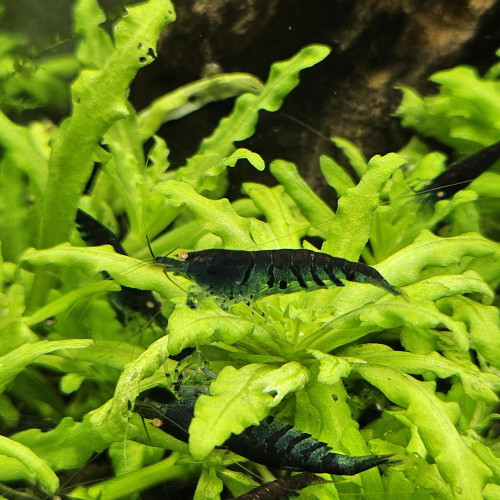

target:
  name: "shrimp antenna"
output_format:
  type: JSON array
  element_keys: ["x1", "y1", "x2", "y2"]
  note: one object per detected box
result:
[
  {"x1": 143, "y1": 217, "x2": 188, "y2": 294},
  {"x1": 142, "y1": 144, "x2": 156, "y2": 263},
  {"x1": 141, "y1": 147, "x2": 189, "y2": 295},
  {"x1": 279, "y1": 111, "x2": 332, "y2": 143},
  {"x1": 162, "y1": 258, "x2": 190, "y2": 295},
  {"x1": 140, "y1": 415, "x2": 152, "y2": 443},
  {"x1": 146, "y1": 232, "x2": 155, "y2": 260}
]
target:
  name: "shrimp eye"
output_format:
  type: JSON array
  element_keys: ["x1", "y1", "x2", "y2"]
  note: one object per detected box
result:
[
  {"x1": 178, "y1": 251, "x2": 189, "y2": 260},
  {"x1": 152, "y1": 418, "x2": 163, "y2": 428}
]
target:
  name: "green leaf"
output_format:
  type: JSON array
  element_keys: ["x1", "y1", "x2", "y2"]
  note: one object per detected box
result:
[
  {"x1": 319, "y1": 154, "x2": 355, "y2": 197},
  {"x1": 109, "y1": 440, "x2": 163, "y2": 477},
  {"x1": 99, "y1": 124, "x2": 147, "y2": 239},
  {"x1": 241, "y1": 182, "x2": 309, "y2": 248},
  {"x1": 356, "y1": 363, "x2": 492, "y2": 500},
  {"x1": 138, "y1": 73, "x2": 264, "y2": 141},
  {"x1": 218, "y1": 469, "x2": 259, "y2": 498},
  {"x1": 217, "y1": 148, "x2": 265, "y2": 172},
  {"x1": 0, "y1": 435, "x2": 58, "y2": 494},
  {"x1": 36, "y1": 0, "x2": 176, "y2": 259},
  {"x1": 430, "y1": 67, "x2": 500, "y2": 145},
  {"x1": 0, "y1": 339, "x2": 93, "y2": 393},
  {"x1": 74, "y1": 0, "x2": 114, "y2": 68},
  {"x1": 0, "y1": 320, "x2": 38, "y2": 360},
  {"x1": 294, "y1": 382, "x2": 385, "y2": 499},
  {"x1": 60, "y1": 373, "x2": 85, "y2": 394},
  {"x1": 22, "y1": 244, "x2": 180, "y2": 299},
  {"x1": 189, "y1": 364, "x2": 270, "y2": 460},
  {"x1": 331, "y1": 136, "x2": 368, "y2": 177},
  {"x1": 483, "y1": 483, "x2": 500, "y2": 500},
  {"x1": 8, "y1": 368, "x2": 66, "y2": 419},
  {"x1": 404, "y1": 271, "x2": 494, "y2": 304},
  {"x1": 168, "y1": 300, "x2": 255, "y2": 355},
  {"x1": 463, "y1": 436, "x2": 500, "y2": 485},
  {"x1": 438, "y1": 295, "x2": 500, "y2": 368},
  {"x1": 176, "y1": 45, "x2": 330, "y2": 190},
  {"x1": 69, "y1": 452, "x2": 197, "y2": 500},
  {"x1": 11, "y1": 416, "x2": 109, "y2": 475},
  {"x1": 323, "y1": 153, "x2": 406, "y2": 261},
  {"x1": 376, "y1": 230, "x2": 500, "y2": 291},
  {"x1": 0, "y1": 110, "x2": 48, "y2": 196},
  {"x1": 9, "y1": 55, "x2": 78, "y2": 110},
  {"x1": 93, "y1": 334, "x2": 172, "y2": 439},
  {"x1": 0, "y1": 394, "x2": 20, "y2": 430},
  {"x1": 342, "y1": 344, "x2": 498, "y2": 404},
  {"x1": 396, "y1": 65, "x2": 500, "y2": 150},
  {"x1": 153, "y1": 180, "x2": 254, "y2": 248},
  {"x1": 189, "y1": 362, "x2": 309, "y2": 459},
  {"x1": 23, "y1": 280, "x2": 120, "y2": 326},
  {"x1": 270, "y1": 159, "x2": 335, "y2": 239},
  {"x1": 92, "y1": 337, "x2": 199, "y2": 455},
  {"x1": 405, "y1": 150, "x2": 447, "y2": 189},
  {"x1": 60, "y1": 340, "x2": 146, "y2": 372},
  {"x1": 194, "y1": 466, "x2": 224, "y2": 500},
  {"x1": 304, "y1": 298, "x2": 469, "y2": 353},
  {"x1": 0, "y1": 163, "x2": 32, "y2": 260},
  {"x1": 188, "y1": 148, "x2": 266, "y2": 193},
  {"x1": 307, "y1": 350, "x2": 351, "y2": 385}
]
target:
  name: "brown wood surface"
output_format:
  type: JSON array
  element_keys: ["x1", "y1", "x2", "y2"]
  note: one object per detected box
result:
[
  {"x1": 132, "y1": 0, "x2": 500, "y2": 197},
  {"x1": 4, "y1": 0, "x2": 500, "y2": 194}
]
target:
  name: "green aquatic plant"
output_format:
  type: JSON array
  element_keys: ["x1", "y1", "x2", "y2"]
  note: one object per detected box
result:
[
  {"x1": 0, "y1": 0, "x2": 499, "y2": 499},
  {"x1": 0, "y1": 7, "x2": 78, "y2": 116},
  {"x1": 395, "y1": 57, "x2": 500, "y2": 241}
]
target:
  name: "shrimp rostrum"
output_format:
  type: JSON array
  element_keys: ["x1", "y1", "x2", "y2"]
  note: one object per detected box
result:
[{"x1": 154, "y1": 248, "x2": 401, "y2": 308}]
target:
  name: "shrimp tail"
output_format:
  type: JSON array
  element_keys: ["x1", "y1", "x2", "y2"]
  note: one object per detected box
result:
[
  {"x1": 350, "y1": 266, "x2": 402, "y2": 297},
  {"x1": 225, "y1": 415, "x2": 392, "y2": 475},
  {"x1": 323, "y1": 452, "x2": 393, "y2": 475},
  {"x1": 76, "y1": 209, "x2": 126, "y2": 254},
  {"x1": 323, "y1": 256, "x2": 401, "y2": 297}
]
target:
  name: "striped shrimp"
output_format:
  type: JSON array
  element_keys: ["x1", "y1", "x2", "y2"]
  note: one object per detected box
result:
[
  {"x1": 133, "y1": 392, "x2": 393, "y2": 476},
  {"x1": 153, "y1": 248, "x2": 401, "y2": 309},
  {"x1": 418, "y1": 139, "x2": 500, "y2": 203},
  {"x1": 233, "y1": 472, "x2": 326, "y2": 500}
]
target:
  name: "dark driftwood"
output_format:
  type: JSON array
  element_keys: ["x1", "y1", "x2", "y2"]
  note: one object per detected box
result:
[
  {"x1": 6, "y1": 0, "x2": 499, "y2": 191},
  {"x1": 3, "y1": 1, "x2": 500, "y2": 192},
  {"x1": 133, "y1": 0, "x2": 500, "y2": 196}
]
